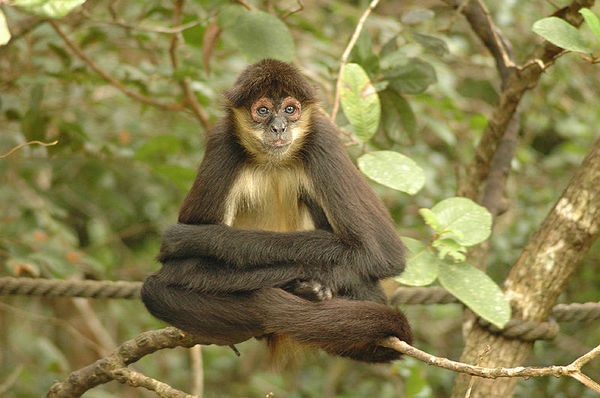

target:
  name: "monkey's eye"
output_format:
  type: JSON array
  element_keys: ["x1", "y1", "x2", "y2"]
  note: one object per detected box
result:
[
  {"x1": 256, "y1": 106, "x2": 270, "y2": 116},
  {"x1": 284, "y1": 105, "x2": 296, "y2": 114}
]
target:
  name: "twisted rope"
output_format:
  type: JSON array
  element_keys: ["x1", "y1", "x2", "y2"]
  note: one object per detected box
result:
[
  {"x1": 391, "y1": 286, "x2": 600, "y2": 341},
  {"x1": 0, "y1": 277, "x2": 141, "y2": 299},
  {"x1": 477, "y1": 318, "x2": 560, "y2": 341},
  {"x1": 391, "y1": 287, "x2": 600, "y2": 322},
  {"x1": 390, "y1": 286, "x2": 456, "y2": 305},
  {"x1": 2, "y1": 277, "x2": 600, "y2": 342}
]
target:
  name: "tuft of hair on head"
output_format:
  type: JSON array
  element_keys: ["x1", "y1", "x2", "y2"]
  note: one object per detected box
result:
[{"x1": 225, "y1": 59, "x2": 318, "y2": 109}]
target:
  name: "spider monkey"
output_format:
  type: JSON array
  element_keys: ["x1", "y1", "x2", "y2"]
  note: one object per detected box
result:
[{"x1": 141, "y1": 59, "x2": 412, "y2": 363}]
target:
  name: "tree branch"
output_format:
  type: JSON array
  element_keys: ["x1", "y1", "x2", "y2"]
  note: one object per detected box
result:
[
  {"x1": 330, "y1": 0, "x2": 380, "y2": 124},
  {"x1": 46, "y1": 326, "x2": 600, "y2": 396},
  {"x1": 111, "y1": 367, "x2": 195, "y2": 398},
  {"x1": 442, "y1": 0, "x2": 521, "y2": 221},
  {"x1": 443, "y1": 0, "x2": 515, "y2": 80},
  {"x1": 46, "y1": 327, "x2": 201, "y2": 397},
  {"x1": 48, "y1": 20, "x2": 185, "y2": 112},
  {"x1": 454, "y1": 135, "x2": 600, "y2": 397},
  {"x1": 381, "y1": 337, "x2": 600, "y2": 393},
  {"x1": 168, "y1": 0, "x2": 211, "y2": 131},
  {"x1": 79, "y1": 9, "x2": 204, "y2": 34},
  {"x1": 453, "y1": 0, "x2": 594, "y2": 200},
  {"x1": 0, "y1": 140, "x2": 58, "y2": 158}
]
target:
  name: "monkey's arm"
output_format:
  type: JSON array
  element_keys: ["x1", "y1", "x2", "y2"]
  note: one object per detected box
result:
[
  {"x1": 150, "y1": 256, "x2": 307, "y2": 294},
  {"x1": 158, "y1": 224, "x2": 402, "y2": 295},
  {"x1": 159, "y1": 224, "x2": 362, "y2": 268},
  {"x1": 160, "y1": 198, "x2": 402, "y2": 286},
  {"x1": 154, "y1": 256, "x2": 331, "y2": 300}
]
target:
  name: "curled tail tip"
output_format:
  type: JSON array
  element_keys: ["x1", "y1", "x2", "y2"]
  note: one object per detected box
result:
[
  {"x1": 266, "y1": 296, "x2": 413, "y2": 363},
  {"x1": 338, "y1": 309, "x2": 413, "y2": 363}
]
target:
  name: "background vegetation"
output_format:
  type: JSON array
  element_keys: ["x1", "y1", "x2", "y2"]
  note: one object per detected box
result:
[{"x1": 1, "y1": 0, "x2": 599, "y2": 397}]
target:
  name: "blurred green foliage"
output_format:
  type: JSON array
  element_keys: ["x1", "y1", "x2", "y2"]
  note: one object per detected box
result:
[{"x1": 0, "y1": 1, "x2": 599, "y2": 397}]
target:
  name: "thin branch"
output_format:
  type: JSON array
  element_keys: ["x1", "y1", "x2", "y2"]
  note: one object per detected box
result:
[
  {"x1": 80, "y1": 9, "x2": 204, "y2": 34},
  {"x1": 0, "y1": 301, "x2": 107, "y2": 357},
  {"x1": 443, "y1": 0, "x2": 515, "y2": 80},
  {"x1": 190, "y1": 345, "x2": 204, "y2": 397},
  {"x1": 71, "y1": 298, "x2": 115, "y2": 356},
  {"x1": 0, "y1": 140, "x2": 58, "y2": 159},
  {"x1": 570, "y1": 372, "x2": 600, "y2": 393},
  {"x1": 330, "y1": 0, "x2": 380, "y2": 122},
  {"x1": 168, "y1": 0, "x2": 211, "y2": 130},
  {"x1": 381, "y1": 336, "x2": 600, "y2": 392},
  {"x1": 111, "y1": 367, "x2": 195, "y2": 397},
  {"x1": 570, "y1": 343, "x2": 600, "y2": 369},
  {"x1": 2, "y1": 15, "x2": 45, "y2": 42},
  {"x1": 0, "y1": 365, "x2": 22, "y2": 396},
  {"x1": 381, "y1": 337, "x2": 555, "y2": 378},
  {"x1": 280, "y1": 0, "x2": 304, "y2": 19},
  {"x1": 48, "y1": 20, "x2": 185, "y2": 113},
  {"x1": 234, "y1": 0, "x2": 253, "y2": 10}
]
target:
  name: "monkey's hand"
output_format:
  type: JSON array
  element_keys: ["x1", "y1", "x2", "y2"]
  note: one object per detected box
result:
[{"x1": 283, "y1": 280, "x2": 333, "y2": 301}]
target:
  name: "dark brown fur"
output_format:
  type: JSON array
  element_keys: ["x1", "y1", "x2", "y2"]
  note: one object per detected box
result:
[{"x1": 141, "y1": 59, "x2": 412, "y2": 363}]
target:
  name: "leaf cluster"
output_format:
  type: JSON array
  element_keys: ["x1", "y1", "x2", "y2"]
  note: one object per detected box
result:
[{"x1": 533, "y1": 8, "x2": 600, "y2": 61}]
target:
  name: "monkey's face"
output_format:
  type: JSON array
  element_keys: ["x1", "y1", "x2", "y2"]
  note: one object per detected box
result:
[{"x1": 234, "y1": 95, "x2": 311, "y2": 163}]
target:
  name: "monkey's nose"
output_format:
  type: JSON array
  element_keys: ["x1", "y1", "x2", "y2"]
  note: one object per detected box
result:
[
  {"x1": 270, "y1": 118, "x2": 287, "y2": 135},
  {"x1": 270, "y1": 125, "x2": 286, "y2": 134}
]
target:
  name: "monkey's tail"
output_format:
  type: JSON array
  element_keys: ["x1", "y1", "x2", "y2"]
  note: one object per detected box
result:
[
  {"x1": 141, "y1": 273, "x2": 265, "y2": 346},
  {"x1": 257, "y1": 288, "x2": 412, "y2": 363}
]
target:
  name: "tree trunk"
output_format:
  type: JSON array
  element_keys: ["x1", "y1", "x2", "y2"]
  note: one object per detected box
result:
[{"x1": 452, "y1": 137, "x2": 600, "y2": 397}]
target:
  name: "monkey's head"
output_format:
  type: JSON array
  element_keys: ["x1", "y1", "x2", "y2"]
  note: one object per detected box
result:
[{"x1": 226, "y1": 59, "x2": 318, "y2": 163}]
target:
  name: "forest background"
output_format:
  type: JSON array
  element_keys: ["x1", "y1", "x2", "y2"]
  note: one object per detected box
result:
[{"x1": 1, "y1": 0, "x2": 599, "y2": 397}]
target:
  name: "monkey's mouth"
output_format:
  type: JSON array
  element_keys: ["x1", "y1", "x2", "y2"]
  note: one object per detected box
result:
[{"x1": 265, "y1": 139, "x2": 291, "y2": 150}]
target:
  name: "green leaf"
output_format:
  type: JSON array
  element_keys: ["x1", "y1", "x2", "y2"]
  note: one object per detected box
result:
[
  {"x1": 580, "y1": 8, "x2": 600, "y2": 42},
  {"x1": 350, "y1": 32, "x2": 379, "y2": 76},
  {"x1": 340, "y1": 63, "x2": 381, "y2": 141},
  {"x1": 432, "y1": 238, "x2": 467, "y2": 262},
  {"x1": 438, "y1": 262, "x2": 511, "y2": 328},
  {"x1": 14, "y1": 0, "x2": 88, "y2": 18},
  {"x1": 401, "y1": 8, "x2": 435, "y2": 25},
  {"x1": 135, "y1": 135, "x2": 183, "y2": 161},
  {"x1": 219, "y1": 7, "x2": 294, "y2": 62},
  {"x1": 358, "y1": 150, "x2": 425, "y2": 194},
  {"x1": 48, "y1": 43, "x2": 72, "y2": 68},
  {"x1": 418, "y1": 208, "x2": 441, "y2": 231},
  {"x1": 181, "y1": 17, "x2": 205, "y2": 48},
  {"x1": 385, "y1": 58, "x2": 437, "y2": 95},
  {"x1": 152, "y1": 164, "x2": 196, "y2": 192},
  {"x1": 379, "y1": 48, "x2": 406, "y2": 71},
  {"x1": 458, "y1": 78, "x2": 498, "y2": 106},
  {"x1": 22, "y1": 85, "x2": 48, "y2": 141},
  {"x1": 380, "y1": 90, "x2": 417, "y2": 137},
  {"x1": 532, "y1": 17, "x2": 590, "y2": 53},
  {"x1": 0, "y1": 10, "x2": 10, "y2": 46},
  {"x1": 395, "y1": 94, "x2": 417, "y2": 135},
  {"x1": 403, "y1": 357, "x2": 431, "y2": 396},
  {"x1": 395, "y1": 237, "x2": 439, "y2": 286},
  {"x1": 429, "y1": 197, "x2": 492, "y2": 246},
  {"x1": 413, "y1": 32, "x2": 449, "y2": 56}
]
